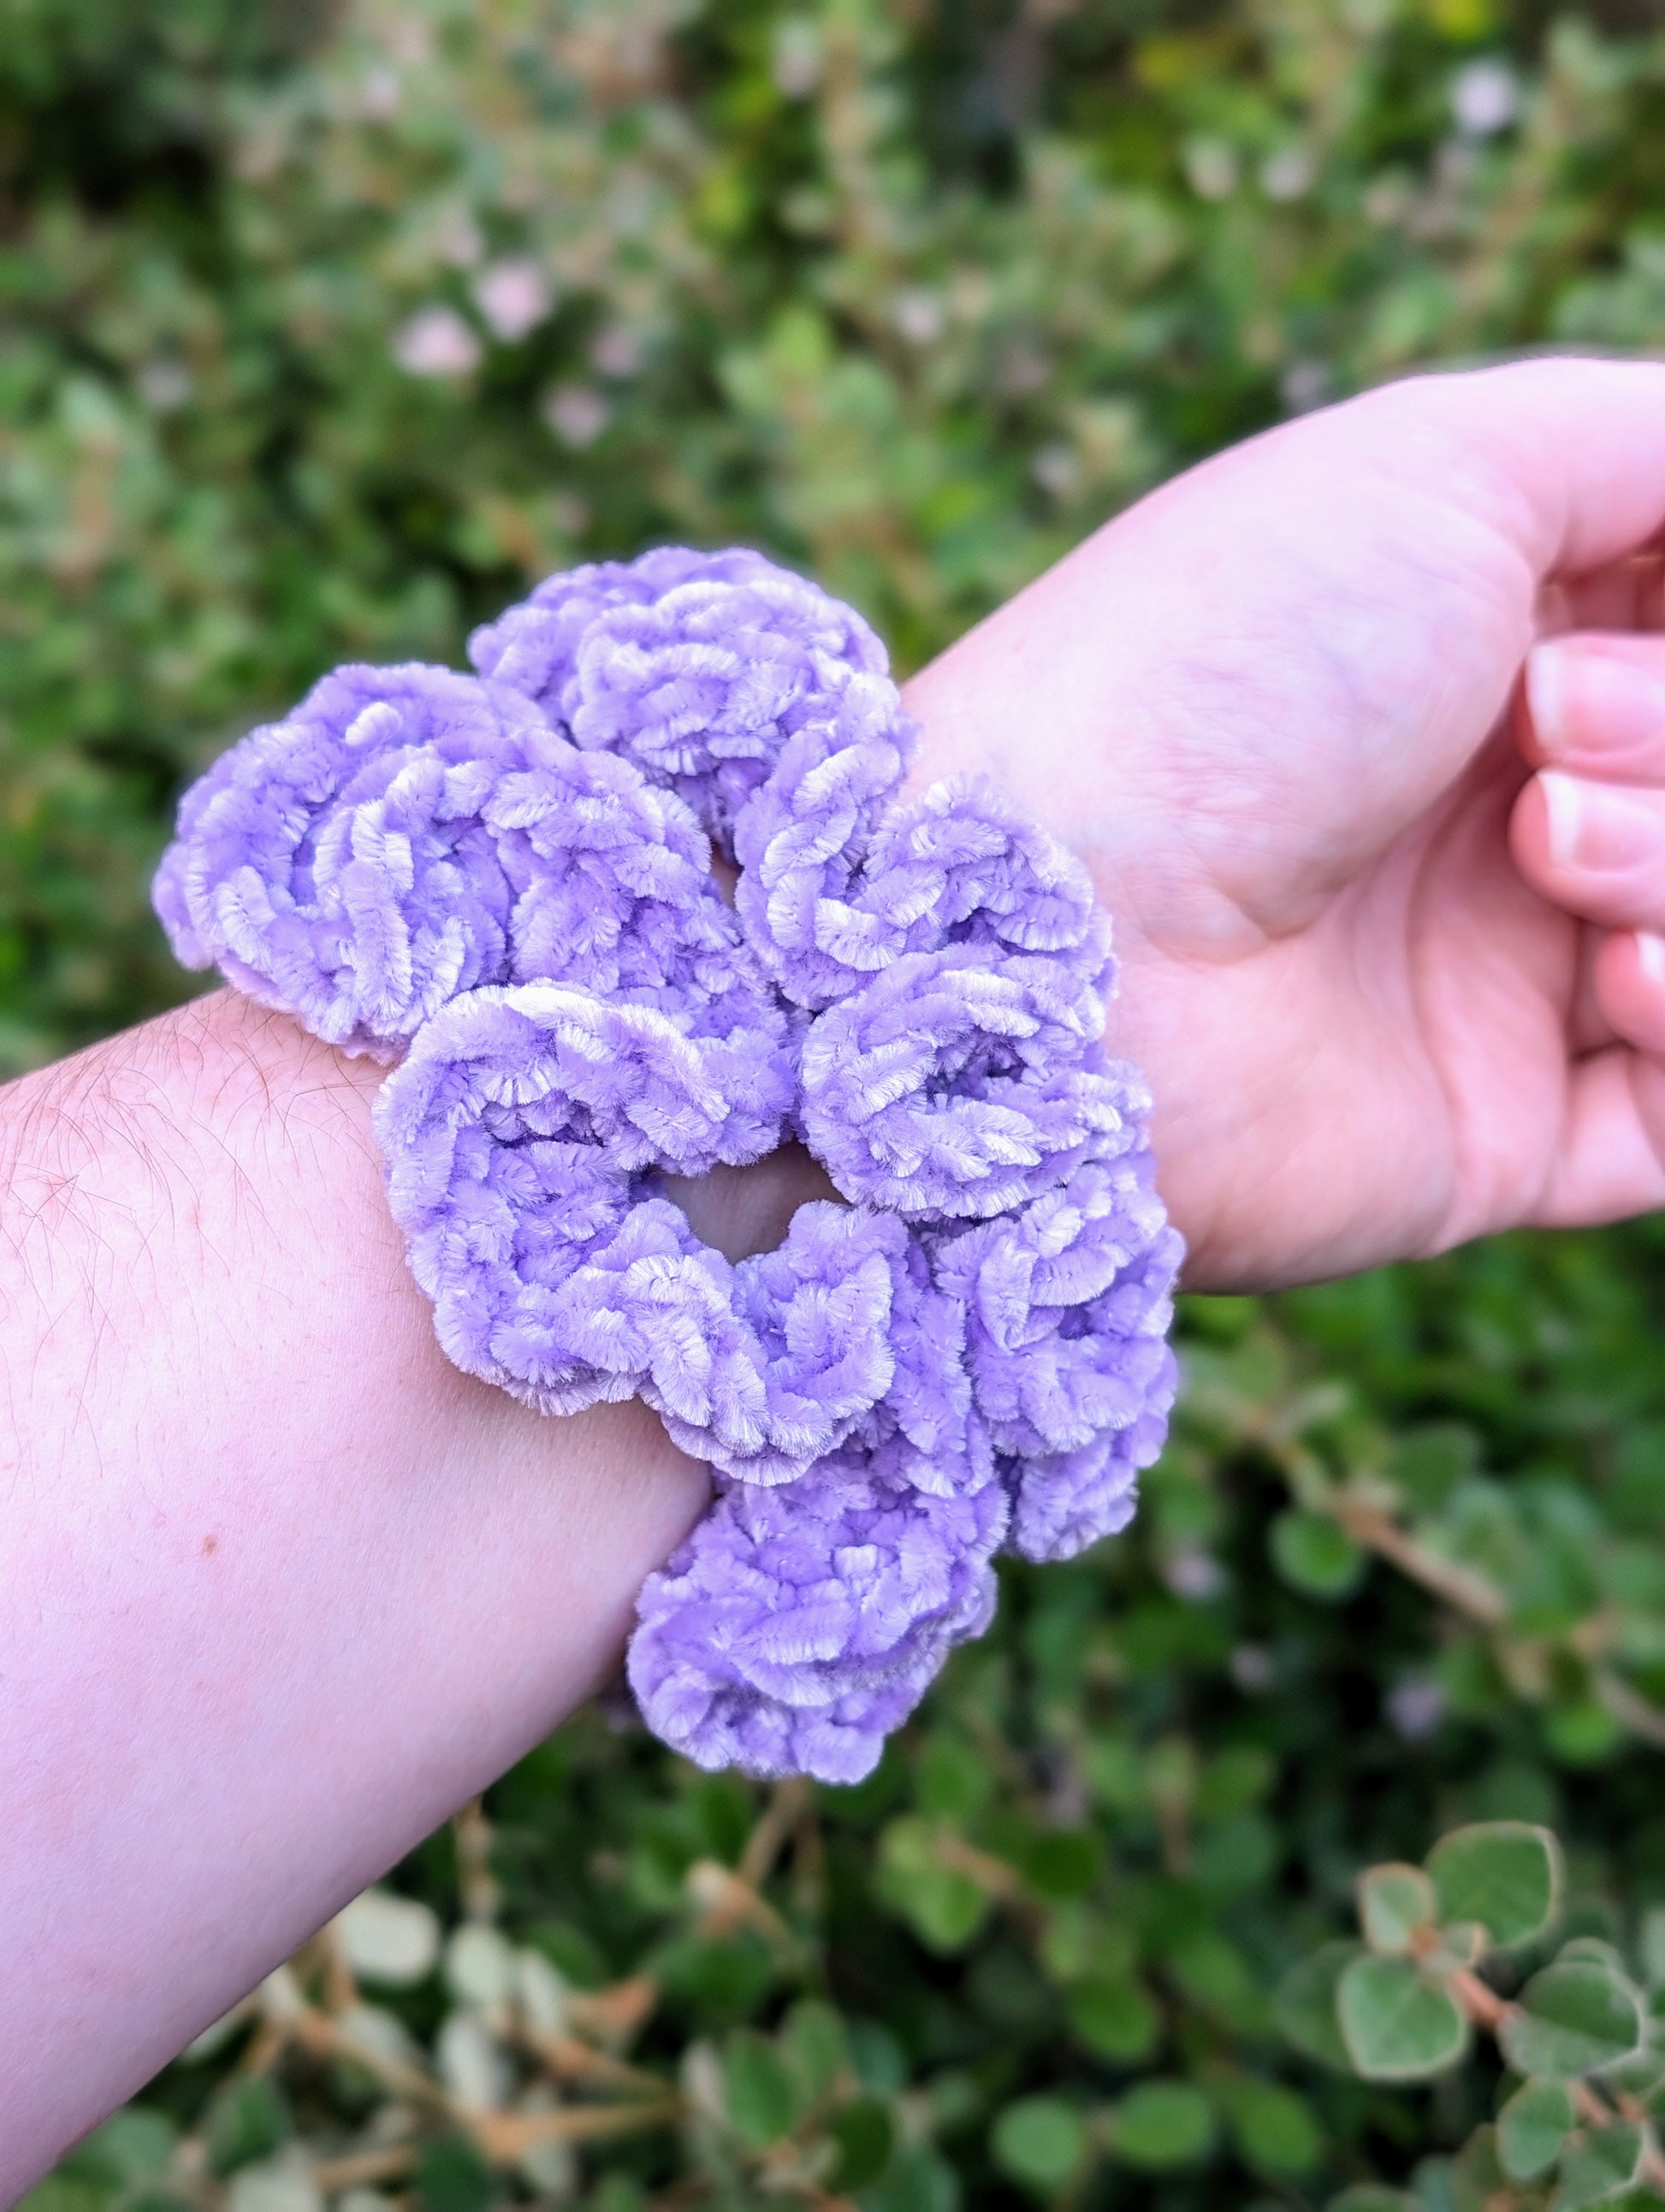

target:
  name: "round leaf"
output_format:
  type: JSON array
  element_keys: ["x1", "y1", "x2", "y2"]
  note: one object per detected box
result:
[
  {"x1": 1496, "y1": 2077, "x2": 1575, "y2": 2181},
  {"x1": 333, "y1": 1888, "x2": 441, "y2": 1986},
  {"x1": 1558, "y1": 2120, "x2": 1645, "y2": 2209},
  {"x1": 992, "y1": 2096, "x2": 1087, "y2": 2191},
  {"x1": 826, "y1": 2096, "x2": 894, "y2": 2193},
  {"x1": 1271, "y1": 1510, "x2": 1366, "y2": 1599},
  {"x1": 1337, "y1": 1954, "x2": 1469, "y2": 2082},
  {"x1": 723, "y1": 2030, "x2": 798, "y2": 2149},
  {"x1": 1108, "y1": 2080, "x2": 1216, "y2": 2169},
  {"x1": 783, "y1": 2000, "x2": 846, "y2": 2104},
  {"x1": 1360, "y1": 1864, "x2": 1438, "y2": 1955},
  {"x1": 1499, "y1": 1962, "x2": 1644, "y2": 2082},
  {"x1": 1225, "y1": 2078, "x2": 1324, "y2": 2177},
  {"x1": 1427, "y1": 1824, "x2": 1561, "y2": 1950},
  {"x1": 1069, "y1": 1974, "x2": 1159, "y2": 2062},
  {"x1": 1276, "y1": 1942, "x2": 1363, "y2": 2073}
]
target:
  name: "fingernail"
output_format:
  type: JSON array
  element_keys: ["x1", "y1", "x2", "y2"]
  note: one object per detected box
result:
[
  {"x1": 1541, "y1": 770, "x2": 1662, "y2": 871},
  {"x1": 1528, "y1": 643, "x2": 1665, "y2": 756},
  {"x1": 1638, "y1": 933, "x2": 1665, "y2": 986}
]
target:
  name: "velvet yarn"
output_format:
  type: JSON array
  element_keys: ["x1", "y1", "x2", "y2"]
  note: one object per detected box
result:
[{"x1": 155, "y1": 546, "x2": 1182, "y2": 1782}]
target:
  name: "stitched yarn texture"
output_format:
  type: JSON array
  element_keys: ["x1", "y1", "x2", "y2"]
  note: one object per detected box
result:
[{"x1": 155, "y1": 547, "x2": 1182, "y2": 1782}]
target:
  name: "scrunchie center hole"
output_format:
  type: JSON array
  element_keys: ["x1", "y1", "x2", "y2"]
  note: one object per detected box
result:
[{"x1": 660, "y1": 1139, "x2": 843, "y2": 1264}]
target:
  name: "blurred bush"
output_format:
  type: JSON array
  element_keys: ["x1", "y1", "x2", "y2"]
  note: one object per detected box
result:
[{"x1": 9, "y1": 0, "x2": 1665, "y2": 2206}]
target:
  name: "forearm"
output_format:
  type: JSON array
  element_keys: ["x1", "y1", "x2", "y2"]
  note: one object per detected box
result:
[{"x1": 0, "y1": 991, "x2": 708, "y2": 2185}]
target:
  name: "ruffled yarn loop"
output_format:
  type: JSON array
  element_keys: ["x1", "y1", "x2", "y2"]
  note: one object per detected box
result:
[{"x1": 155, "y1": 543, "x2": 1182, "y2": 1783}]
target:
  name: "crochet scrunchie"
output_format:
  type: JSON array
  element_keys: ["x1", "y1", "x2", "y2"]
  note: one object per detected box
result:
[{"x1": 155, "y1": 546, "x2": 1182, "y2": 1783}]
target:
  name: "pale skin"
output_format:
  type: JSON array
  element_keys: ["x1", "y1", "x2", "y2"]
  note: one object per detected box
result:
[{"x1": 4, "y1": 356, "x2": 1665, "y2": 2185}]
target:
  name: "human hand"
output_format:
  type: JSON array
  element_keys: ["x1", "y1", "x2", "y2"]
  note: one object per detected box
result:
[{"x1": 903, "y1": 359, "x2": 1665, "y2": 1290}]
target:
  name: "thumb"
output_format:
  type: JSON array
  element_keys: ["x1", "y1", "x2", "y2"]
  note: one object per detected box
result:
[{"x1": 1362, "y1": 355, "x2": 1665, "y2": 581}]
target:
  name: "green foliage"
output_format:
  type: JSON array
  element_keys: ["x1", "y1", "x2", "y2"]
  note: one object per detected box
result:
[
  {"x1": 1108, "y1": 2079, "x2": 1217, "y2": 2169},
  {"x1": 15, "y1": 2, "x2": 1665, "y2": 2209},
  {"x1": 1500, "y1": 1961, "x2": 1645, "y2": 2081},
  {"x1": 1338, "y1": 1954, "x2": 1471, "y2": 2081},
  {"x1": 992, "y1": 2096, "x2": 1088, "y2": 2191},
  {"x1": 1283, "y1": 1816, "x2": 1665, "y2": 2208},
  {"x1": 1497, "y1": 2077, "x2": 1576, "y2": 2182},
  {"x1": 1361, "y1": 1864, "x2": 1440, "y2": 1955},
  {"x1": 1429, "y1": 1824, "x2": 1562, "y2": 1950}
]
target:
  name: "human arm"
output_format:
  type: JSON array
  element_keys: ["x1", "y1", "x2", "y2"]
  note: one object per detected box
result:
[{"x1": 0, "y1": 988, "x2": 710, "y2": 2185}]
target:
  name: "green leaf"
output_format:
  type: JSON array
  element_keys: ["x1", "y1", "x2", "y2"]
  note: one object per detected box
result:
[
  {"x1": 877, "y1": 1817, "x2": 990, "y2": 1954},
  {"x1": 204, "y1": 2078, "x2": 290, "y2": 2179},
  {"x1": 16, "y1": 2185, "x2": 106, "y2": 2212},
  {"x1": 1497, "y1": 2078, "x2": 1576, "y2": 2181},
  {"x1": 1500, "y1": 1962, "x2": 1645, "y2": 2081},
  {"x1": 1276, "y1": 1941, "x2": 1363, "y2": 2072},
  {"x1": 1108, "y1": 2080, "x2": 1216, "y2": 2169},
  {"x1": 1641, "y1": 1908, "x2": 1665, "y2": 1986},
  {"x1": 825, "y1": 2096, "x2": 894, "y2": 2192},
  {"x1": 1224, "y1": 2077, "x2": 1324, "y2": 2176},
  {"x1": 1561, "y1": 1939, "x2": 1627, "y2": 1972},
  {"x1": 56, "y1": 2110, "x2": 175, "y2": 2191},
  {"x1": 416, "y1": 2137, "x2": 495, "y2": 2212},
  {"x1": 1169, "y1": 1927, "x2": 1265, "y2": 2031},
  {"x1": 862, "y1": 2145, "x2": 959, "y2": 2212},
  {"x1": 724, "y1": 2029, "x2": 799, "y2": 2148},
  {"x1": 1557, "y1": 2120, "x2": 1645, "y2": 2209},
  {"x1": 1360, "y1": 1864, "x2": 1438, "y2": 1954},
  {"x1": 1428, "y1": 1823, "x2": 1561, "y2": 1949},
  {"x1": 1386, "y1": 1425, "x2": 1478, "y2": 1510},
  {"x1": 1329, "y1": 2190, "x2": 1421, "y2": 2212},
  {"x1": 782, "y1": 1999, "x2": 845, "y2": 2104},
  {"x1": 992, "y1": 2096, "x2": 1087, "y2": 2191},
  {"x1": 1271, "y1": 1509, "x2": 1366, "y2": 1599},
  {"x1": 1452, "y1": 2126, "x2": 1509, "y2": 2212},
  {"x1": 1337, "y1": 1954, "x2": 1469, "y2": 2081},
  {"x1": 1069, "y1": 1973, "x2": 1159, "y2": 2061},
  {"x1": 1022, "y1": 1827, "x2": 1103, "y2": 1901}
]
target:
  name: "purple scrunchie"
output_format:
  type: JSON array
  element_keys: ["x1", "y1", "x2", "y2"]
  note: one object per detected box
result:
[{"x1": 156, "y1": 546, "x2": 1182, "y2": 1782}]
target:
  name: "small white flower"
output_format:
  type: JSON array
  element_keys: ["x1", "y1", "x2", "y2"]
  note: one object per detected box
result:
[
  {"x1": 996, "y1": 343, "x2": 1049, "y2": 398},
  {"x1": 1164, "y1": 1549, "x2": 1226, "y2": 1601},
  {"x1": 472, "y1": 258, "x2": 554, "y2": 343},
  {"x1": 892, "y1": 288, "x2": 945, "y2": 347},
  {"x1": 590, "y1": 323, "x2": 642, "y2": 378},
  {"x1": 1183, "y1": 137, "x2": 1239, "y2": 201},
  {"x1": 435, "y1": 207, "x2": 484, "y2": 269},
  {"x1": 393, "y1": 305, "x2": 482, "y2": 378},
  {"x1": 137, "y1": 359, "x2": 192, "y2": 412},
  {"x1": 1260, "y1": 145, "x2": 1314, "y2": 203},
  {"x1": 1451, "y1": 57, "x2": 1518, "y2": 138},
  {"x1": 358, "y1": 63, "x2": 400, "y2": 120},
  {"x1": 1280, "y1": 359, "x2": 1331, "y2": 413},
  {"x1": 1387, "y1": 1675, "x2": 1447, "y2": 1741},
  {"x1": 772, "y1": 18, "x2": 821, "y2": 98},
  {"x1": 544, "y1": 384, "x2": 611, "y2": 448},
  {"x1": 1031, "y1": 442, "x2": 1078, "y2": 498}
]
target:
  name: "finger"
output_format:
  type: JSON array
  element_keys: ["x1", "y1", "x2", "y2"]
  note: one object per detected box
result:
[
  {"x1": 1510, "y1": 772, "x2": 1665, "y2": 932},
  {"x1": 1531, "y1": 1041, "x2": 1665, "y2": 1230},
  {"x1": 1591, "y1": 928, "x2": 1665, "y2": 1058},
  {"x1": 1372, "y1": 358, "x2": 1665, "y2": 579},
  {"x1": 1519, "y1": 634, "x2": 1665, "y2": 780}
]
